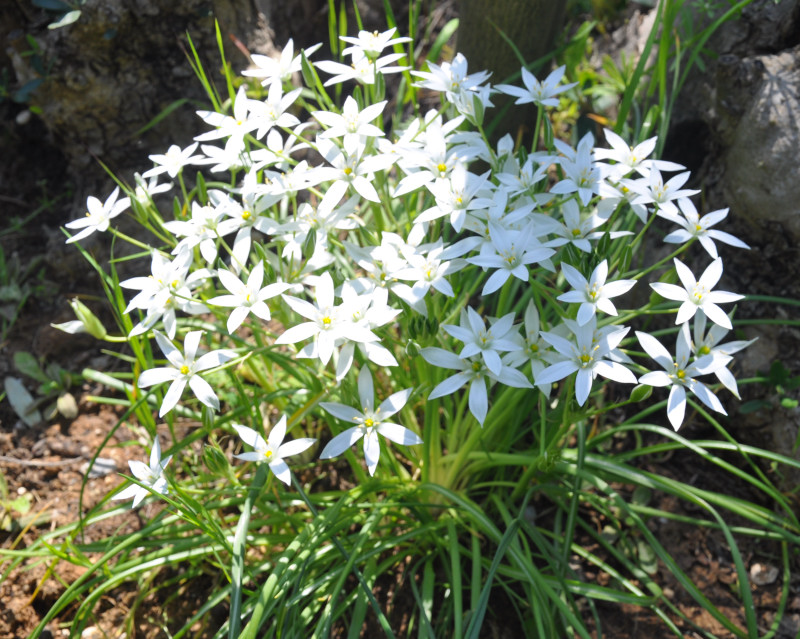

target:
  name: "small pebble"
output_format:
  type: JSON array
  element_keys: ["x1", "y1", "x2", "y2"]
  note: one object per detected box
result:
[{"x1": 80, "y1": 457, "x2": 118, "y2": 478}]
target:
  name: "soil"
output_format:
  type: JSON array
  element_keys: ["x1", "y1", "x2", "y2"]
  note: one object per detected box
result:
[{"x1": 2, "y1": 3, "x2": 800, "y2": 639}]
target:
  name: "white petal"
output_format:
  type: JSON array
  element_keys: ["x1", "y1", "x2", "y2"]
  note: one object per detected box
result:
[
  {"x1": 377, "y1": 388, "x2": 412, "y2": 419},
  {"x1": 636, "y1": 331, "x2": 672, "y2": 370},
  {"x1": 233, "y1": 424, "x2": 266, "y2": 451},
  {"x1": 227, "y1": 306, "x2": 250, "y2": 333},
  {"x1": 650, "y1": 282, "x2": 688, "y2": 302},
  {"x1": 575, "y1": 368, "x2": 592, "y2": 406},
  {"x1": 667, "y1": 385, "x2": 686, "y2": 430},
  {"x1": 421, "y1": 347, "x2": 464, "y2": 370},
  {"x1": 692, "y1": 381, "x2": 727, "y2": 414},
  {"x1": 429, "y1": 372, "x2": 471, "y2": 399},
  {"x1": 576, "y1": 303, "x2": 596, "y2": 326},
  {"x1": 673, "y1": 259, "x2": 697, "y2": 292},
  {"x1": 320, "y1": 427, "x2": 363, "y2": 459},
  {"x1": 278, "y1": 437, "x2": 316, "y2": 458},
  {"x1": 536, "y1": 360, "x2": 578, "y2": 386},
  {"x1": 160, "y1": 378, "x2": 187, "y2": 416},
  {"x1": 699, "y1": 258, "x2": 723, "y2": 290},
  {"x1": 468, "y1": 377, "x2": 488, "y2": 426},
  {"x1": 320, "y1": 402, "x2": 363, "y2": 423},
  {"x1": 363, "y1": 431, "x2": 381, "y2": 475},
  {"x1": 638, "y1": 371, "x2": 672, "y2": 387},
  {"x1": 188, "y1": 375, "x2": 220, "y2": 410},
  {"x1": 377, "y1": 423, "x2": 422, "y2": 446},
  {"x1": 700, "y1": 303, "x2": 732, "y2": 329},
  {"x1": 183, "y1": 330, "x2": 203, "y2": 363},
  {"x1": 268, "y1": 459, "x2": 292, "y2": 485},
  {"x1": 267, "y1": 415, "x2": 288, "y2": 449},
  {"x1": 138, "y1": 367, "x2": 179, "y2": 388},
  {"x1": 593, "y1": 361, "x2": 637, "y2": 384},
  {"x1": 276, "y1": 322, "x2": 319, "y2": 345},
  {"x1": 358, "y1": 367, "x2": 375, "y2": 412},
  {"x1": 675, "y1": 301, "x2": 699, "y2": 325}
]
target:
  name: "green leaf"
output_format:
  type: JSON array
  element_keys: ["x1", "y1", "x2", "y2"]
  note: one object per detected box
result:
[
  {"x1": 133, "y1": 98, "x2": 189, "y2": 137},
  {"x1": 4, "y1": 377, "x2": 42, "y2": 426},
  {"x1": 32, "y1": 0, "x2": 71, "y2": 10},
  {"x1": 327, "y1": 0, "x2": 338, "y2": 57},
  {"x1": 14, "y1": 351, "x2": 49, "y2": 383},
  {"x1": 48, "y1": 10, "x2": 81, "y2": 29},
  {"x1": 7, "y1": 493, "x2": 32, "y2": 515},
  {"x1": 196, "y1": 171, "x2": 207, "y2": 205},
  {"x1": 739, "y1": 399, "x2": 771, "y2": 414},
  {"x1": 427, "y1": 19, "x2": 458, "y2": 63}
]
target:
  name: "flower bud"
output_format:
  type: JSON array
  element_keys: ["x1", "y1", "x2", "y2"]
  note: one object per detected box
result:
[
  {"x1": 203, "y1": 444, "x2": 230, "y2": 477},
  {"x1": 629, "y1": 384, "x2": 653, "y2": 403},
  {"x1": 69, "y1": 298, "x2": 107, "y2": 340},
  {"x1": 405, "y1": 340, "x2": 421, "y2": 358}
]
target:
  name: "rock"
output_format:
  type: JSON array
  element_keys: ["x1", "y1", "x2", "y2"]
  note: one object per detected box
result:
[
  {"x1": 717, "y1": 46, "x2": 800, "y2": 239},
  {"x1": 80, "y1": 457, "x2": 118, "y2": 478}
]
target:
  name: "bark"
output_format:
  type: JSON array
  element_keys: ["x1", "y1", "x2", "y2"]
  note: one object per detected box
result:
[
  {"x1": 457, "y1": 0, "x2": 567, "y2": 142},
  {"x1": 3, "y1": 0, "x2": 411, "y2": 182},
  {"x1": 16, "y1": 0, "x2": 273, "y2": 177}
]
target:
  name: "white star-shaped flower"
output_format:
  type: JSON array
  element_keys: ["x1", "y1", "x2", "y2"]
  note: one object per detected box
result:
[
  {"x1": 650, "y1": 258, "x2": 743, "y2": 329},
  {"x1": 557, "y1": 260, "x2": 636, "y2": 326},
  {"x1": 65, "y1": 187, "x2": 131, "y2": 244},
  {"x1": 137, "y1": 331, "x2": 235, "y2": 416},
  {"x1": 233, "y1": 415, "x2": 316, "y2": 485},
  {"x1": 207, "y1": 262, "x2": 290, "y2": 333},
  {"x1": 637, "y1": 324, "x2": 732, "y2": 430},
  {"x1": 113, "y1": 437, "x2": 172, "y2": 508},
  {"x1": 320, "y1": 367, "x2": 420, "y2": 476},
  {"x1": 660, "y1": 198, "x2": 750, "y2": 259}
]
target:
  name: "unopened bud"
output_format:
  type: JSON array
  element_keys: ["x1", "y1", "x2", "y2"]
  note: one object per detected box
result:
[
  {"x1": 405, "y1": 340, "x2": 421, "y2": 358},
  {"x1": 69, "y1": 298, "x2": 107, "y2": 340}
]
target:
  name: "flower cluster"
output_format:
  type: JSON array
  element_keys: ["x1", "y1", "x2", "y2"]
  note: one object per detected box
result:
[{"x1": 63, "y1": 28, "x2": 752, "y2": 505}]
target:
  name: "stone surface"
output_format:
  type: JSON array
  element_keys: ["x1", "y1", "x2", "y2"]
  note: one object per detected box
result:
[
  {"x1": 27, "y1": 0, "x2": 270, "y2": 174},
  {"x1": 716, "y1": 46, "x2": 800, "y2": 239}
]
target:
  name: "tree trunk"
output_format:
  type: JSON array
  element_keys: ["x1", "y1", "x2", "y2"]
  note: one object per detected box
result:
[
  {"x1": 457, "y1": 0, "x2": 567, "y2": 142},
  {"x1": 16, "y1": 0, "x2": 274, "y2": 178}
]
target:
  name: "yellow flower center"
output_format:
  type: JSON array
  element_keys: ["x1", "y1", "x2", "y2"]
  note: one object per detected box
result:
[
  {"x1": 242, "y1": 210, "x2": 252, "y2": 220},
  {"x1": 472, "y1": 361, "x2": 482, "y2": 372},
  {"x1": 180, "y1": 365, "x2": 190, "y2": 375},
  {"x1": 322, "y1": 316, "x2": 332, "y2": 326},
  {"x1": 699, "y1": 345, "x2": 711, "y2": 355},
  {"x1": 572, "y1": 228, "x2": 581, "y2": 237},
  {"x1": 580, "y1": 354, "x2": 592, "y2": 365},
  {"x1": 676, "y1": 369, "x2": 686, "y2": 379},
  {"x1": 364, "y1": 418, "x2": 374, "y2": 428},
  {"x1": 437, "y1": 163, "x2": 447, "y2": 173},
  {"x1": 343, "y1": 167, "x2": 353, "y2": 176},
  {"x1": 264, "y1": 449, "x2": 273, "y2": 459}
]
